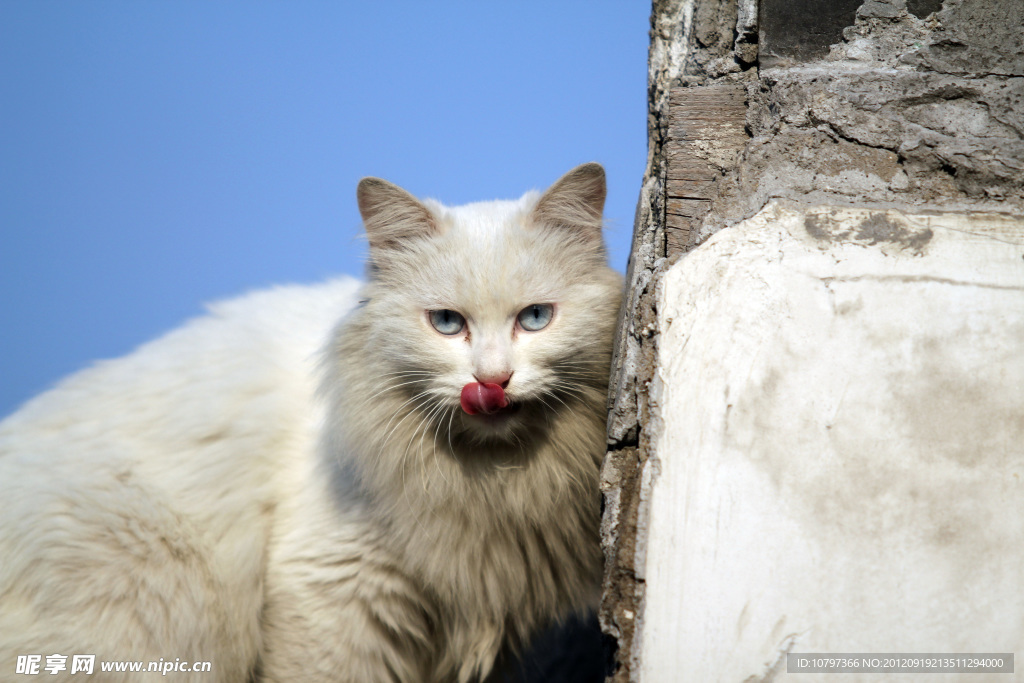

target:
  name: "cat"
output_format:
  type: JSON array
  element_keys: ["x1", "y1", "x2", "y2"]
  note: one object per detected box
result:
[{"x1": 0, "y1": 163, "x2": 623, "y2": 683}]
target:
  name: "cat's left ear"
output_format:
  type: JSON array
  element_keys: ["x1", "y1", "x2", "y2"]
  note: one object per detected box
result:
[
  {"x1": 356, "y1": 177, "x2": 438, "y2": 252},
  {"x1": 530, "y1": 162, "x2": 606, "y2": 241}
]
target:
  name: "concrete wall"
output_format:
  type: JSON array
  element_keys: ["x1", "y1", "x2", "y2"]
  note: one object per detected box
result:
[
  {"x1": 644, "y1": 203, "x2": 1024, "y2": 681},
  {"x1": 602, "y1": 1, "x2": 1024, "y2": 680}
]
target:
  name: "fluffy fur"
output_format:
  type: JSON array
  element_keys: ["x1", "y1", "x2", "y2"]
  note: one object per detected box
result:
[{"x1": 0, "y1": 163, "x2": 623, "y2": 682}]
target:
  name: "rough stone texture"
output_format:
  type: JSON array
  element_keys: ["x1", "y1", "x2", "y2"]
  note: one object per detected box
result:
[
  {"x1": 759, "y1": 0, "x2": 862, "y2": 66},
  {"x1": 700, "y1": 0, "x2": 1024, "y2": 248},
  {"x1": 639, "y1": 201, "x2": 1024, "y2": 681},
  {"x1": 901, "y1": 0, "x2": 1024, "y2": 76},
  {"x1": 704, "y1": 71, "x2": 1024, "y2": 231}
]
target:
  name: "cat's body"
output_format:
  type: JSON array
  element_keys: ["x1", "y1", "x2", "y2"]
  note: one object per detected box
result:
[{"x1": 0, "y1": 164, "x2": 623, "y2": 682}]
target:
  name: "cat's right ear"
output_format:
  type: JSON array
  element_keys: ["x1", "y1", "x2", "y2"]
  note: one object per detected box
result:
[
  {"x1": 356, "y1": 178, "x2": 438, "y2": 252},
  {"x1": 529, "y1": 162, "x2": 607, "y2": 251}
]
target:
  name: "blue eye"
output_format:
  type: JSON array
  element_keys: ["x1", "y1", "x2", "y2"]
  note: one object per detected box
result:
[
  {"x1": 428, "y1": 309, "x2": 465, "y2": 335},
  {"x1": 517, "y1": 304, "x2": 553, "y2": 331}
]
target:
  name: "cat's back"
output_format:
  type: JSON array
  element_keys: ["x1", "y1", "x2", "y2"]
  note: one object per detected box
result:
[
  {"x1": 0, "y1": 277, "x2": 361, "y2": 681},
  {"x1": 0, "y1": 276, "x2": 361, "y2": 484}
]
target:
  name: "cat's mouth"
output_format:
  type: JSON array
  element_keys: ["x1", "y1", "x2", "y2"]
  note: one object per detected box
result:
[
  {"x1": 460, "y1": 382, "x2": 509, "y2": 416},
  {"x1": 466, "y1": 401, "x2": 521, "y2": 421},
  {"x1": 459, "y1": 381, "x2": 522, "y2": 427}
]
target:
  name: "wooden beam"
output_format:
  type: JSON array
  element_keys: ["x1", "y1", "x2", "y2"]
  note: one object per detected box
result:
[{"x1": 664, "y1": 84, "x2": 748, "y2": 255}]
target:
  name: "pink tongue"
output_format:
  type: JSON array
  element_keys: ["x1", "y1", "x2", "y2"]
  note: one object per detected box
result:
[{"x1": 460, "y1": 382, "x2": 508, "y2": 415}]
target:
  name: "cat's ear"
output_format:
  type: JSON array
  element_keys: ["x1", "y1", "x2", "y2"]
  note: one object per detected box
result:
[
  {"x1": 356, "y1": 177, "x2": 437, "y2": 251},
  {"x1": 530, "y1": 163, "x2": 606, "y2": 238}
]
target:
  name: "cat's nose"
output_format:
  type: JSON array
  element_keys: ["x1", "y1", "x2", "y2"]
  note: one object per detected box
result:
[{"x1": 474, "y1": 371, "x2": 512, "y2": 389}]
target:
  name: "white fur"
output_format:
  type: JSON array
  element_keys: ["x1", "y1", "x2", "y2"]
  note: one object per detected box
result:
[{"x1": 0, "y1": 166, "x2": 623, "y2": 682}]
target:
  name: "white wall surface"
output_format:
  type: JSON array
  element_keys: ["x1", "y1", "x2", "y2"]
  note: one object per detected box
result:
[{"x1": 638, "y1": 201, "x2": 1024, "y2": 682}]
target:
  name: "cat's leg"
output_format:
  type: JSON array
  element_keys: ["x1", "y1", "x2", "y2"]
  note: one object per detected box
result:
[
  {"x1": 259, "y1": 510, "x2": 436, "y2": 683},
  {"x1": 436, "y1": 616, "x2": 506, "y2": 683}
]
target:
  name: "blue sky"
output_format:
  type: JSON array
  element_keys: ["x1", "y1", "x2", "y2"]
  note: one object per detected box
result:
[{"x1": 0, "y1": 2, "x2": 648, "y2": 416}]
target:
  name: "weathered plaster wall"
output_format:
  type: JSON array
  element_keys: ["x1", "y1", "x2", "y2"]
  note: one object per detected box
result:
[
  {"x1": 644, "y1": 202, "x2": 1024, "y2": 681},
  {"x1": 602, "y1": 0, "x2": 1024, "y2": 680}
]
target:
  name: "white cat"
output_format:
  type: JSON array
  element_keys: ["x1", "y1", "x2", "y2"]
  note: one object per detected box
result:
[{"x1": 0, "y1": 163, "x2": 623, "y2": 682}]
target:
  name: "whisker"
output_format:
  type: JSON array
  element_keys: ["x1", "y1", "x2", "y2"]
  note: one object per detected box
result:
[
  {"x1": 540, "y1": 390, "x2": 581, "y2": 422},
  {"x1": 377, "y1": 391, "x2": 435, "y2": 452},
  {"x1": 431, "y1": 406, "x2": 452, "y2": 486},
  {"x1": 407, "y1": 400, "x2": 449, "y2": 501},
  {"x1": 445, "y1": 406, "x2": 457, "y2": 454},
  {"x1": 359, "y1": 378, "x2": 430, "y2": 406}
]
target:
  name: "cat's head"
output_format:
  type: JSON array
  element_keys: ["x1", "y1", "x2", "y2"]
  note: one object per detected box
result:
[{"x1": 353, "y1": 164, "x2": 622, "y2": 447}]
